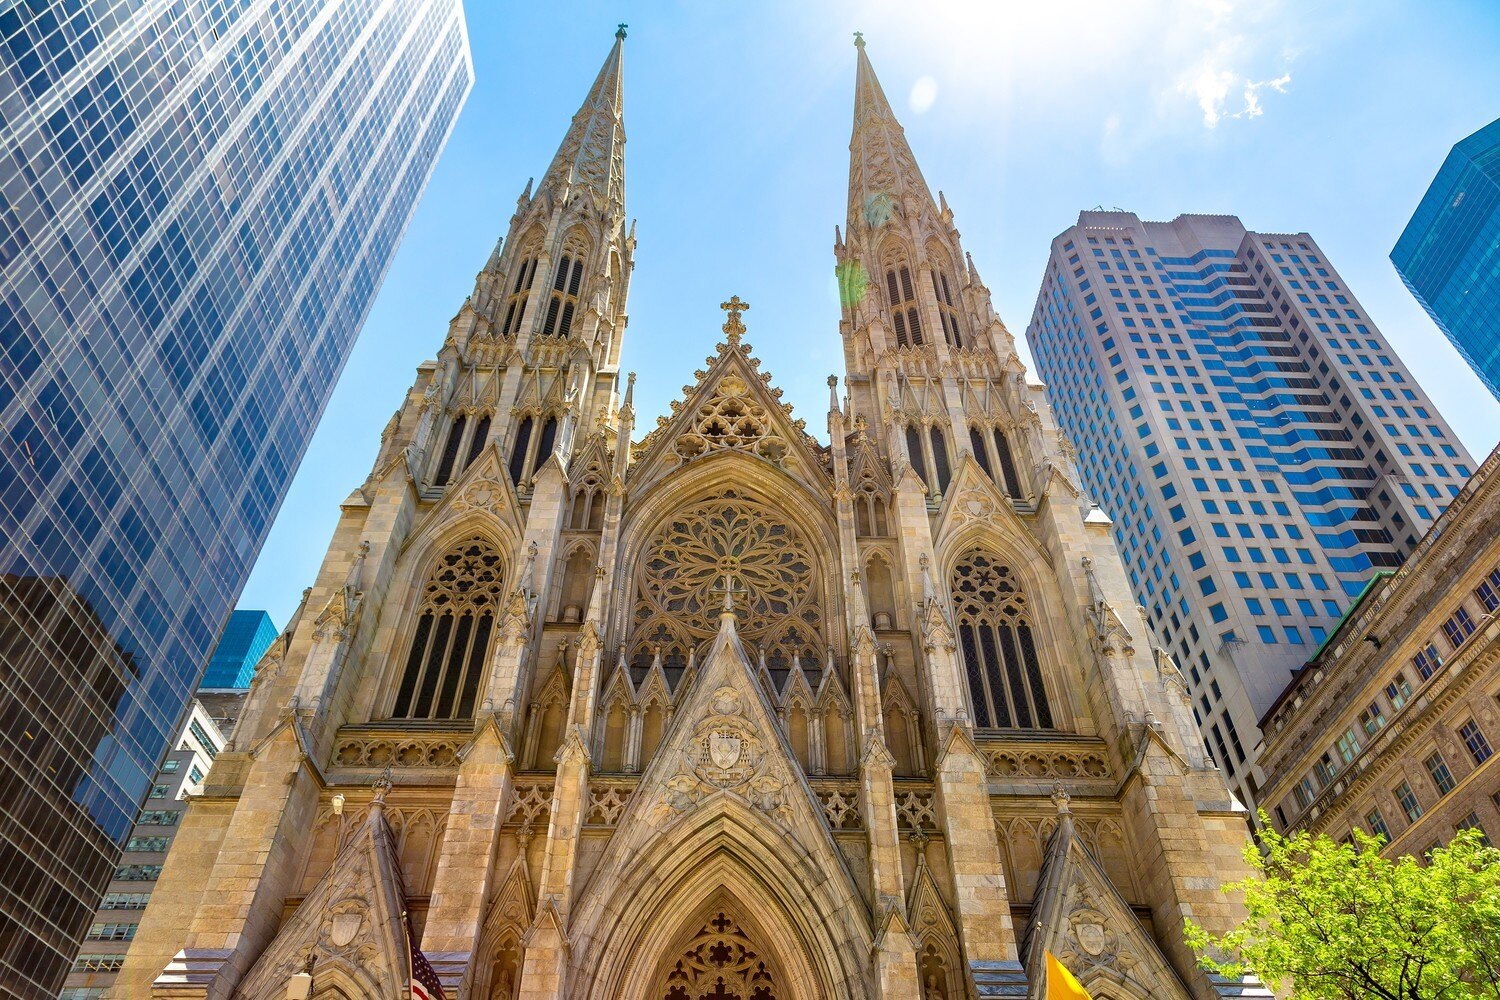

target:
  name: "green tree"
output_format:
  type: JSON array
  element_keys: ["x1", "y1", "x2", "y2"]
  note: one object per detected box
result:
[{"x1": 1185, "y1": 818, "x2": 1500, "y2": 999}]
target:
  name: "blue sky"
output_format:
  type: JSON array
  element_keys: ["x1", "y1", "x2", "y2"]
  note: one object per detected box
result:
[{"x1": 239, "y1": 0, "x2": 1500, "y2": 628}]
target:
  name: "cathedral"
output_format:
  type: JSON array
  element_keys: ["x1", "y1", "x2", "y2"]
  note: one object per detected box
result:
[{"x1": 115, "y1": 29, "x2": 1271, "y2": 1000}]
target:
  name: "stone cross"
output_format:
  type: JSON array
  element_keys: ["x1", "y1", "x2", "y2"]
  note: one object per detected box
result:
[
  {"x1": 711, "y1": 573, "x2": 746, "y2": 613},
  {"x1": 719, "y1": 295, "x2": 749, "y2": 344}
]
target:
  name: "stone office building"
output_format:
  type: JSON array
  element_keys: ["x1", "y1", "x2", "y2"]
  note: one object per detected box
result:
[{"x1": 1259, "y1": 445, "x2": 1500, "y2": 854}]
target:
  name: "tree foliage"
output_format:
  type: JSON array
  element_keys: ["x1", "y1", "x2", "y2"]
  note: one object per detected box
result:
[{"x1": 1185, "y1": 818, "x2": 1500, "y2": 1000}]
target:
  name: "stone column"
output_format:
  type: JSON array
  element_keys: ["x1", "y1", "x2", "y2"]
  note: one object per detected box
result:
[
  {"x1": 515, "y1": 626, "x2": 601, "y2": 1000},
  {"x1": 420, "y1": 719, "x2": 515, "y2": 962}
]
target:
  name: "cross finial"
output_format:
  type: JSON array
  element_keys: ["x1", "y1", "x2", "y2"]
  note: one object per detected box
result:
[
  {"x1": 711, "y1": 573, "x2": 746, "y2": 614},
  {"x1": 616, "y1": 23, "x2": 628, "y2": 40},
  {"x1": 853, "y1": 30, "x2": 865, "y2": 48},
  {"x1": 719, "y1": 295, "x2": 749, "y2": 344}
]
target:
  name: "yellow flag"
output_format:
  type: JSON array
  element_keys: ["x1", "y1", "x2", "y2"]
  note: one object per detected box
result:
[{"x1": 1046, "y1": 951, "x2": 1094, "y2": 1000}]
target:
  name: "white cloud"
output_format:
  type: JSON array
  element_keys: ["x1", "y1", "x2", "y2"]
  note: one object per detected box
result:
[
  {"x1": 1184, "y1": 63, "x2": 1293, "y2": 128},
  {"x1": 1187, "y1": 69, "x2": 1237, "y2": 127},
  {"x1": 1232, "y1": 72, "x2": 1293, "y2": 121},
  {"x1": 909, "y1": 76, "x2": 938, "y2": 114}
]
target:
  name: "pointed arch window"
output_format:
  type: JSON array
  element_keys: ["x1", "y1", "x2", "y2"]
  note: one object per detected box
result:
[
  {"x1": 464, "y1": 413, "x2": 492, "y2": 469},
  {"x1": 541, "y1": 240, "x2": 587, "y2": 338},
  {"x1": 501, "y1": 250, "x2": 539, "y2": 336},
  {"x1": 950, "y1": 550, "x2": 1052, "y2": 729},
  {"x1": 906, "y1": 423, "x2": 950, "y2": 495},
  {"x1": 433, "y1": 414, "x2": 468, "y2": 487},
  {"x1": 969, "y1": 426, "x2": 992, "y2": 477},
  {"x1": 391, "y1": 538, "x2": 505, "y2": 720},
  {"x1": 433, "y1": 412, "x2": 493, "y2": 488},
  {"x1": 992, "y1": 427, "x2": 1022, "y2": 498},
  {"x1": 854, "y1": 479, "x2": 889, "y2": 536},
  {"x1": 884, "y1": 251, "x2": 924, "y2": 348},
  {"x1": 570, "y1": 473, "x2": 606, "y2": 530},
  {"x1": 968, "y1": 424, "x2": 1023, "y2": 499},
  {"x1": 508, "y1": 413, "x2": 559, "y2": 488},
  {"x1": 508, "y1": 416, "x2": 533, "y2": 485},
  {"x1": 905, "y1": 424, "x2": 928, "y2": 485},
  {"x1": 931, "y1": 269, "x2": 964, "y2": 348},
  {"x1": 928, "y1": 426, "x2": 951, "y2": 493}
]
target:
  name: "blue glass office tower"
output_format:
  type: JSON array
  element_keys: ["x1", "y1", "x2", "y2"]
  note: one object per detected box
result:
[
  {"x1": 1392, "y1": 116, "x2": 1500, "y2": 401},
  {"x1": 201, "y1": 610, "x2": 278, "y2": 690},
  {"x1": 1026, "y1": 212, "x2": 1472, "y2": 811},
  {"x1": 0, "y1": 2, "x2": 471, "y2": 995}
]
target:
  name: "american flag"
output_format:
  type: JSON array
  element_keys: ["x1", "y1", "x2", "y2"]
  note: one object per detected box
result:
[{"x1": 407, "y1": 915, "x2": 447, "y2": 1000}]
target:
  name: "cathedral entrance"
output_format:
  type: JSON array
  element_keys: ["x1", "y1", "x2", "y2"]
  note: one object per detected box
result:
[{"x1": 656, "y1": 909, "x2": 780, "y2": 1000}]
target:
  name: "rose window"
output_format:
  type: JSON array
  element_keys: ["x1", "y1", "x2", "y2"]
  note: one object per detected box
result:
[{"x1": 629, "y1": 490, "x2": 824, "y2": 673}]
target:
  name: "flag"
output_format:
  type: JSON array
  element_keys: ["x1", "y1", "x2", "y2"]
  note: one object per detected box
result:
[
  {"x1": 407, "y1": 913, "x2": 447, "y2": 1000},
  {"x1": 1046, "y1": 951, "x2": 1094, "y2": 1000}
]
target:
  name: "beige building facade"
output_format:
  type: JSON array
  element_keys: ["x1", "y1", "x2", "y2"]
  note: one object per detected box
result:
[
  {"x1": 114, "y1": 32, "x2": 1270, "y2": 1000},
  {"x1": 1260, "y1": 444, "x2": 1500, "y2": 854}
]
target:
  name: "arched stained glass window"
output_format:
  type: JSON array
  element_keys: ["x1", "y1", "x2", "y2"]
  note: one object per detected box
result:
[
  {"x1": 950, "y1": 550, "x2": 1052, "y2": 729},
  {"x1": 391, "y1": 538, "x2": 505, "y2": 720}
]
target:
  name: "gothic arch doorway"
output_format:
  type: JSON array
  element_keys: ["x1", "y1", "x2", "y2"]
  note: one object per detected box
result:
[{"x1": 654, "y1": 898, "x2": 783, "y2": 1000}]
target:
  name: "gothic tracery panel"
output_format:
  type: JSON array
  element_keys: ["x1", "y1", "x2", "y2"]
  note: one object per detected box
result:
[
  {"x1": 657, "y1": 910, "x2": 779, "y2": 1000},
  {"x1": 390, "y1": 537, "x2": 506, "y2": 720},
  {"x1": 629, "y1": 490, "x2": 825, "y2": 672},
  {"x1": 950, "y1": 550, "x2": 1053, "y2": 730}
]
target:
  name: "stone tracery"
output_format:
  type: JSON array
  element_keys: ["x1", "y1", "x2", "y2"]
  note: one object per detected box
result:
[
  {"x1": 656, "y1": 910, "x2": 780, "y2": 1000},
  {"x1": 629, "y1": 490, "x2": 825, "y2": 672},
  {"x1": 390, "y1": 536, "x2": 506, "y2": 720}
]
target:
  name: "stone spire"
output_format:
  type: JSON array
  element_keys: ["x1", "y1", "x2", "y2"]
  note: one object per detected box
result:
[
  {"x1": 847, "y1": 34, "x2": 937, "y2": 234},
  {"x1": 538, "y1": 27, "x2": 627, "y2": 219}
]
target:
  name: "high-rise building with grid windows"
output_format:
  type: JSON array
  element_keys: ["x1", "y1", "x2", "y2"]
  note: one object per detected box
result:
[
  {"x1": 1392, "y1": 116, "x2": 1500, "y2": 402},
  {"x1": 200, "y1": 610, "x2": 278, "y2": 690},
  {"x1": 1026, "y1": 211, "x2": 1474, "y2": 810},
  {"x1": 0, "y1": 2, "x2": 471, "y2": 995}
]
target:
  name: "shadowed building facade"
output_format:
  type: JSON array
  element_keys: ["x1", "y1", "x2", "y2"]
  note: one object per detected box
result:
[
  {"x1": 0, "y1": 2, "x2": 470, "y2": 994},
  {"x1": 116, "y1": 33, "x2": 1269, "y2": 1000}
]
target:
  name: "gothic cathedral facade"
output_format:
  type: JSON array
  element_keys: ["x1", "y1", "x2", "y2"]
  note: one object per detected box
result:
[{"x1": 116, "y1": 31, "x2": 1270, "y2": 1000}]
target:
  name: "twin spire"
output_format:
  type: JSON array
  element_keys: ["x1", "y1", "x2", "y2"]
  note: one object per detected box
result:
[
  {"x1": 533, "y1": 29, "x2": 932, "y2": 242},
  {"x1": 537, "y1": 26, "x2": 628, "y2": 220},
  {"x1": 847, "y1": 33, "x2": 939, "y2": 235}
]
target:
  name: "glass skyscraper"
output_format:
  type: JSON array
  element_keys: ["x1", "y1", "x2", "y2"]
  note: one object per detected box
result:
[
  {"x1": 200, "y1": 610, "x2": 278, "y2": 689},
  {"x1": 1392, "y1": 116, "x2": 1500, "y2": 401},
  {"x1": 0, "y1": 2, "x2": 471, "y2": 995},
  {"x1": 1026, "y1": 211, "x2": 1472, "y2": 812}
]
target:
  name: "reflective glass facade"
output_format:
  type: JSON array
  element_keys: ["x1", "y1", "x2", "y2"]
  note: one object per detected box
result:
[
  {"x1": 1026, "y1": 211, "x2": 1471, "y2": 811},
  {"x1": 200, "y1": 609, "x2": 277, "y2": 689},
  {"x1": 1392, "y1": 117, "x2": 1500, "y2": 401},
  {"x1": 0, "y1": 2, "x2": 471, "y2": 994}
]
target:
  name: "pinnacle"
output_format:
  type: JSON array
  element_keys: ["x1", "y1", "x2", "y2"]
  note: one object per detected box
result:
[
  {"x1": 537, "y1": 30, "x2": 627, "y2": 217},
  {"x1": 846, "y1": 36, "x2": 937, "y2": 232}
]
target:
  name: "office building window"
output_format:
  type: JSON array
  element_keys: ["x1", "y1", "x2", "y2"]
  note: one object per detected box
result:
[
  {"x1": 1394, "y1": 781, "x2": 1423, "y2": 822},
  {"x1": 1425, "y1": 752, "x2": 1456, "y2": 796},
  {"x1": 1459, "y1": 719, "x2": 1492, "y2": 765}
]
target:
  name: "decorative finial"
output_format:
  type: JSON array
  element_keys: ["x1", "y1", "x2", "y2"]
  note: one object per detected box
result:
[
  {"x1": 616, "y1": 23, "x2": 627, "y2": 40},
  {"x1": 720, "y1": 295, "x2": 750, "y2": 344},
  {"x1": 712, "y1": 573, "x2": 746, "y2": 616},
  {"x1": 372, "y1": 767, "x2": 394, "y2": 803},
  {"x1": 853, "y1": 30, "x2": 865, "y2": 48}
]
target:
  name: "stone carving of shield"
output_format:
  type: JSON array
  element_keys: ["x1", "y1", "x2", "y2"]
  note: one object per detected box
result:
[
  {"x1": 330, "y1": 911, "x2": 362, "y2": 948},
  {"x1": 709, "y1": 731, "x2": 743, "y2": 770},
  {"x1": 1075, "y1": 921, "x2": 1106, "y2": 956}
]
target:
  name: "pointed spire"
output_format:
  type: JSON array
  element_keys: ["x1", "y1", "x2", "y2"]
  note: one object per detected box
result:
[
  {"x1": 847, "y1": 35, "x2": 936, "y2": 232},
  {"x1": 539, "y1": 29, "x2": 626, "y2": 218}
]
